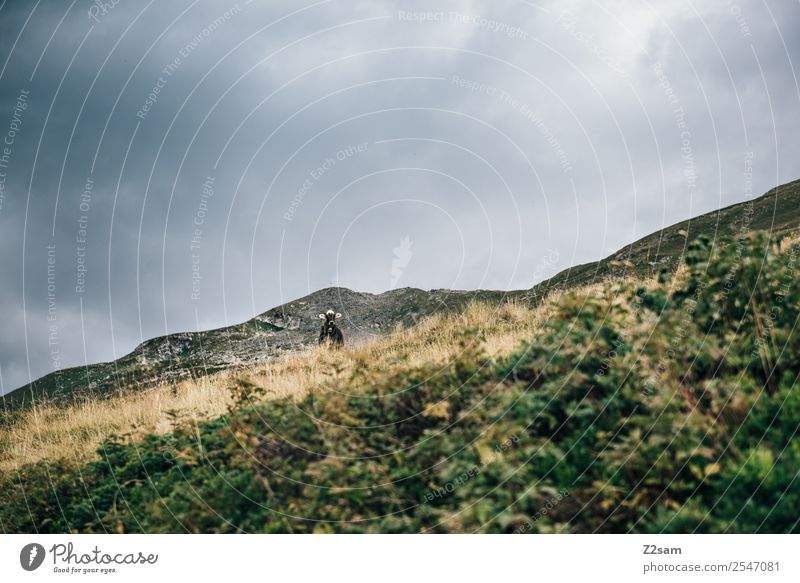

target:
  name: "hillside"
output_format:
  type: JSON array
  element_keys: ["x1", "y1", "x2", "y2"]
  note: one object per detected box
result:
[
  {"x1": 5, "y1": 179, "x2": 799, "y2": 409},
  {"x1": 3, "y1": 287, "x2": 519, "y2": 409},
  {"x1": 2, "y1": 229, "x2": 798, "y2": 533},
  {"x1": 534, "y1": 177, "x2": 800, "y2": 292}
]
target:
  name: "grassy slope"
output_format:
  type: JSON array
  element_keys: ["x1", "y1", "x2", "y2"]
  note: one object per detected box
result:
[
  {"x1": 1, "y1": 181, "x2": 800, "y2": 533},
  {"x1": 3, "y1": 287, "x2": 520, "y2": 410},
  {"x1": 5, "y1": 179, "x2": 799, "y2": 409},
  {"x1": 535, "y1": 178, "x2": 800, "y2": 292},
  {"x1": 1, "y1": 231, "x2": 798, "y2": 533},
  {"x1": 0, "y1": 301, "x2": 552, "y2": 471}
]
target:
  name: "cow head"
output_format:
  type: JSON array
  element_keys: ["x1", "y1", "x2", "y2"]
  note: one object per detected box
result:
[{"x1": 319, "y1": 309, "x2": 342, "y2": 335}]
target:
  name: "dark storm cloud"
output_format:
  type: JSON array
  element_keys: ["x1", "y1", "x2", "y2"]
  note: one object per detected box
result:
[{"x1": 0, "y1": 0, "x2": 798, "y2": 393}]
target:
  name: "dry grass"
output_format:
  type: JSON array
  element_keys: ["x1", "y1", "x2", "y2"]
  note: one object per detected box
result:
[
  {"x1": 780, "y1": 232, "x2": 800, "y2": 250},
  {"x1": 0, "y1": 297, "x2": 574, "y2": 472}
]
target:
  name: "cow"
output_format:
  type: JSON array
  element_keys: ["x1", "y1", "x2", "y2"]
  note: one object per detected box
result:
[{"x1": 318, "y1": 309, "x2": 344, "y2": 347}]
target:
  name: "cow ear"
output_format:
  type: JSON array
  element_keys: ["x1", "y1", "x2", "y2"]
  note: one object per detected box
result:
[
  {"x1": 318, "y1": 313, "x2": 326, "y2": 319},
  {"x1": 335, "y1": 313, "x2": 342, "y2": 319}
]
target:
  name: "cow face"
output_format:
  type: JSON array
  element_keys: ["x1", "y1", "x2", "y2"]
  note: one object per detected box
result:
[{"x1": 319, "y1": 309, "x2": 342, "y2": 335}]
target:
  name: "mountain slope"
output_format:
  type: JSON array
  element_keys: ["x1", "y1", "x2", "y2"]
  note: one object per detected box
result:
[
  {"x1": 5, "y1": 179, "x2": 800, "y2": 408},
  {"x1": 4, "y1": 287, "x2": 521, "y2": 408},
  {"x1": 3, "y1": 229, "x2": 798, "y2": 533},
  {"x1": 534, "y1": 177, "x2": 800, "y2": 293}
]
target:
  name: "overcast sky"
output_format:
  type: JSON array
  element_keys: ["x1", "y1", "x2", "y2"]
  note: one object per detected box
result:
[{"x1": 0, "y1": 0, "x2": 798, "y2": 394}]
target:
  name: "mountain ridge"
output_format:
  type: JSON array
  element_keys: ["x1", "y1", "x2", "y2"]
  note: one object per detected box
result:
[
  {"x1": 5, "y1": 178, "x2": 799, "y2": 408},
  {"x1": 3, "y1": 286, "x2": 522, "y2": 408}
]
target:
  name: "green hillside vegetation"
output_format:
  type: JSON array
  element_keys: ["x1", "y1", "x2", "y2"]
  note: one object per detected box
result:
[{"x1": 2, "y1": 231, "x2": 798, "y2": 533}]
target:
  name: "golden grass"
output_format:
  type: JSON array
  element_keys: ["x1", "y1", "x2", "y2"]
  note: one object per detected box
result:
[
  {"x1": 780, "y1": 232, "x2": 800, "y2": 250},
  {"x1": 0, "y1": 298, "x2": 572, "y2": 472}
]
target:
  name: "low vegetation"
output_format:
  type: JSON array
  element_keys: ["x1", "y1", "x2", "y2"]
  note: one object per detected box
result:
[{"x1": 1, "y1": 232, "x2": 798, "y2": 533}]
